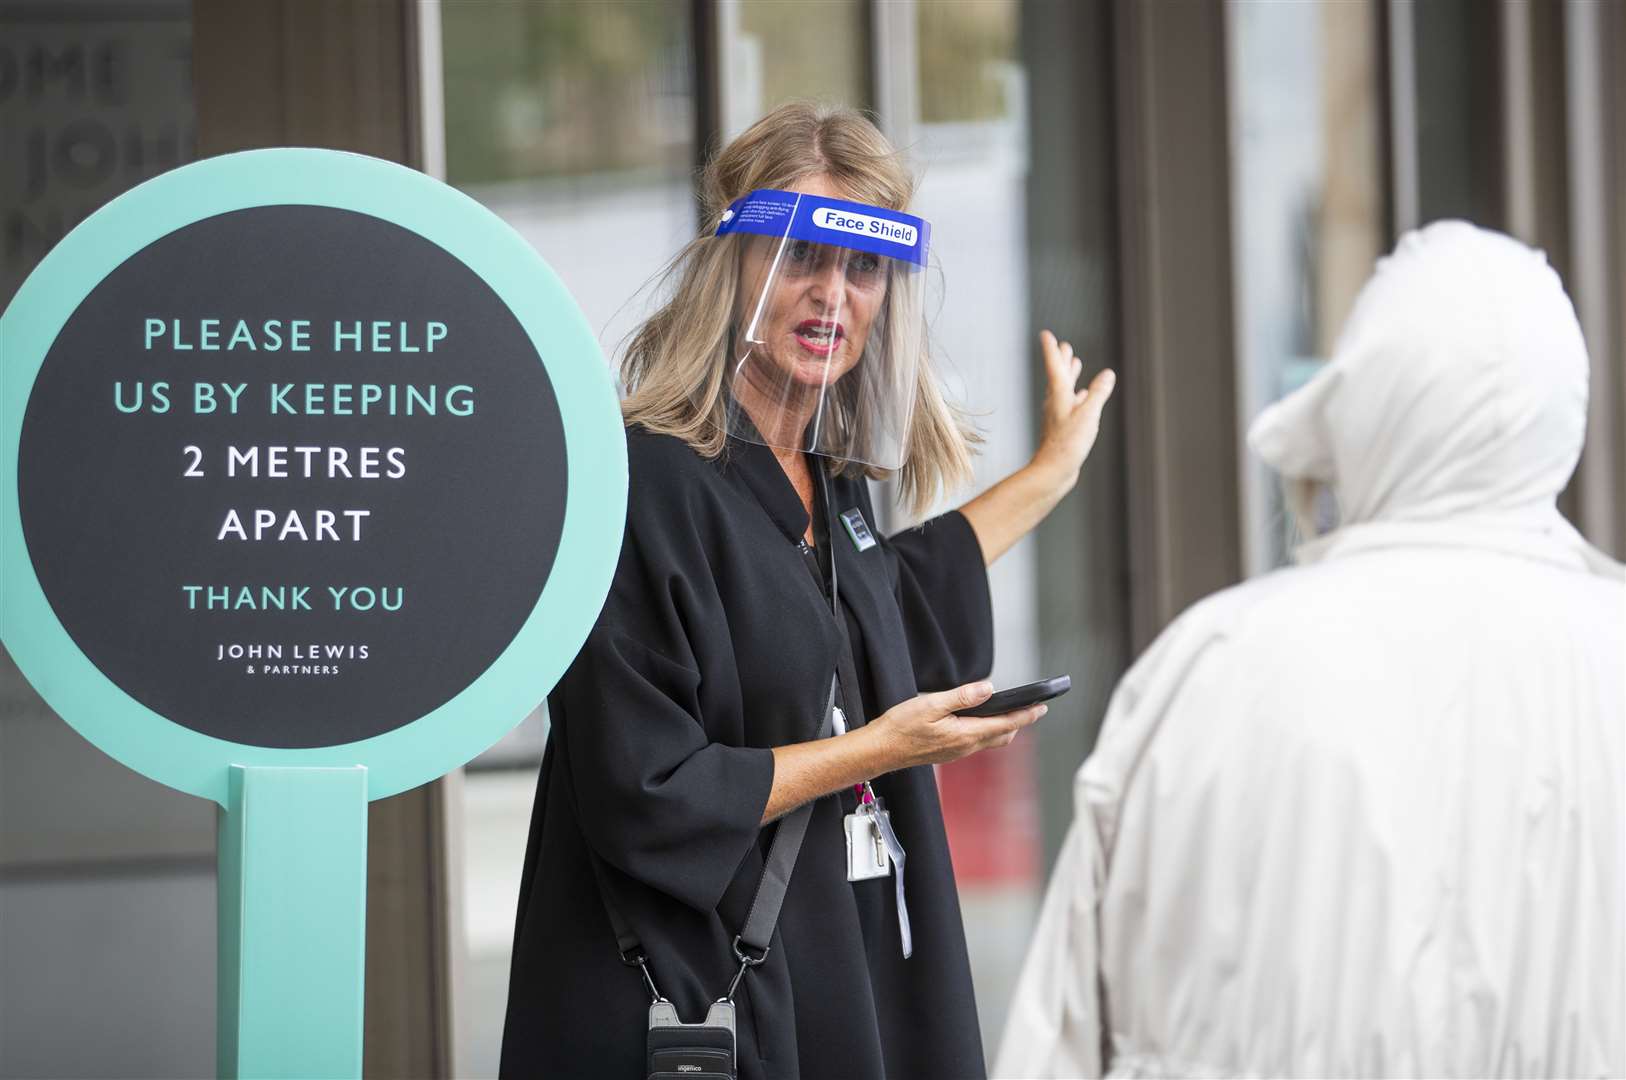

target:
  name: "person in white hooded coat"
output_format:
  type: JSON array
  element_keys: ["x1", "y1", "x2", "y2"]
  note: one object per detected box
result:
[{"x1": 994, "y1": 221, "x2": 1625, "y2": 1079}]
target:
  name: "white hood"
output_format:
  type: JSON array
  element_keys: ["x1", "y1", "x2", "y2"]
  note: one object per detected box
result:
[{"x1": 1251, "y1": 220, "x2": 1586, "y2": 526}]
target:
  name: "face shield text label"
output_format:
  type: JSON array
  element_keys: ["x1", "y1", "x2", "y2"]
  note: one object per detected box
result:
[{"x1": 810, "y1": 207, "x2": 918, "y2": 248}]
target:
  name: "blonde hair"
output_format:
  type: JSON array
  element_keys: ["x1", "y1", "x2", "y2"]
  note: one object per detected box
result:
[{"x1": 619, "y1": 100, "x2": 978, "y2": 516}]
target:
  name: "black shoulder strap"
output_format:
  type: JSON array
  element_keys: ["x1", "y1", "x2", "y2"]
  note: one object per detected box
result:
[
  {"x1": 589, "y1": 850, "x2": 643, "y2": 962},
  {"x1": 733, "y1": 669, "x2": 835, "y2": 958},
  {"x1": 590, "y1": 672, "x2": 832, "y2": 960},
  {"x1": 591, "y1": 463, "x2": 863, "y2": 995}
]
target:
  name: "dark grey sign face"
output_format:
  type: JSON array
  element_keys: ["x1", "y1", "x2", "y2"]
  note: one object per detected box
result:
[{"x1": 17, "y1": 205, "x2": 567, "y2": 749}]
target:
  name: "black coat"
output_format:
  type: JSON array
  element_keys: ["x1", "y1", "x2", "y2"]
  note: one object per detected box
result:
[{"x1": 500, "y1": 427, "x2": 995, "y2": 1080}]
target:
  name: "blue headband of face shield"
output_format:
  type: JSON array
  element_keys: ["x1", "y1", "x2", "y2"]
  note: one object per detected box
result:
[{"x1": 715, "y1": 189, "x2": 931, "y2": 269}]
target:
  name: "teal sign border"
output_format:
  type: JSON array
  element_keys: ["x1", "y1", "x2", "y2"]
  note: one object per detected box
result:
[{"x1": 0, "y1": 149, "x2": 628, "y2": 805}]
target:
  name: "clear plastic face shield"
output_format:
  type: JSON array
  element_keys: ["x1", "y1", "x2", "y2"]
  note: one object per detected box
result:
[{"x1": 716, "y1": 189, "x2": 931, "y2": 471}]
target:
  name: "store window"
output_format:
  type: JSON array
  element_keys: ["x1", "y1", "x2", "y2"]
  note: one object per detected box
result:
[
  {"x1": 440, "y1": 5, "x2": 699, "y2": 1072},
  {"x1": 1, "y1": 7, "x2": 208, "y2": 1077},
  {"x1": 720, "y1": 0, "x2": 871, "y2": 138},
  {"x1": 443, "y1": 0, "x2": 697, "y2": 364},
  {"x1": 1228, "y1": 0, "x2": 1387, "y2": 573},
  {"x1": 909, "y1": 0, "x2": 1043, "y2": 1052},
  {"x1": 1, "y1": 2, "x2": 195, "y2": 304},
  {"x1": 1410, "y1": 0, "x2": 1504, "y2": 230}
]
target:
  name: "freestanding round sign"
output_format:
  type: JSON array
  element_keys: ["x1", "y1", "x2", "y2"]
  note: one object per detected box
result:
[
  {"x1": 2, "y1": 148, "x2": 628, "y2": 1076},
  {"x1": 0, "y1": 149, "x2": 628, "y2": 803}
]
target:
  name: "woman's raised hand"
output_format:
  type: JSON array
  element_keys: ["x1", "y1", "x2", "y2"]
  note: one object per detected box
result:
[
  {"x1": 865, "y1": 681, "x2": 1047, "y2": 770},
  {"x1": 1031, "y1": 329, "x2": 1116, "y2": 492},
  {"x1": 958, "y1": 330, "x2": 1116, "y2": 567}
]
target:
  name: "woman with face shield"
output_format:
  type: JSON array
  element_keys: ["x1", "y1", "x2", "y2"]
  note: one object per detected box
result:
[{"x1": 499, "y1": 103, "x2": 1115, "y2": 1080}]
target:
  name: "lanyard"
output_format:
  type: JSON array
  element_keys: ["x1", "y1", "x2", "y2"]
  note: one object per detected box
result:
[
  {"x1": 809, "y1": 468, "x2": 913, "y2": 959},
  {"x1": 737, "y1": 449, "x2": 913, "y2": 957}
]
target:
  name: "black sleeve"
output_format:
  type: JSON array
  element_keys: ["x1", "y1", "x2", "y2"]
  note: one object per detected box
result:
[
  {"x1": 555, "y1": 451, "x2": 774, "y2": 915},
  {"x1": 884, "y1": 507, "x2": 995, "y2": 691}
]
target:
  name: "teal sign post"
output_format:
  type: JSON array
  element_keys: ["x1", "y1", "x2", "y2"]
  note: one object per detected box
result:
[{"x1": 0, "y1": 150, "x2": 628, "y2": 1077}]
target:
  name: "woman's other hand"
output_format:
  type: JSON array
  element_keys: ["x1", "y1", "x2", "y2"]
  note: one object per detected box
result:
[
  {"x1": 1031, "y1": 329, "x2": 1116, "y2": 493},
  {"x1": 864, "y1": 681, "x2": 1047, "y2": 771},
  {"x1": 762, "y1": 680, "x2": 1044, "y2": 822}
]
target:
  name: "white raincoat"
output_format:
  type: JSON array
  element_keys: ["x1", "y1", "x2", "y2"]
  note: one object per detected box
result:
[{"x1": 995, "y1": 222, "x2": 1625, "y2": 1079}]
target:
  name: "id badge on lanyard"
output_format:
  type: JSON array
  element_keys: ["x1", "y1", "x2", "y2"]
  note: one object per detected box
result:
[
  {"x1": 832, "y1": 712, "x2": 897, "y2": 884},
  {"x1": 843, "y1": 782, "x2": 912, "y2": 956},
  {"x1": 830, "y1": 706, "x2": 892, "y2": 881},
  {"x1": 845, "y1": 796, "x2": 892, "y2": 881},
  {"x1": 835, "y1": 704, "x2": 913, "y2": 956}
]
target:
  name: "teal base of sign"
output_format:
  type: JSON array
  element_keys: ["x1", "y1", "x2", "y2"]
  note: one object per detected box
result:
[{"x1": 218, "y1": 765, "x2": 368, "y2": 1078}]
